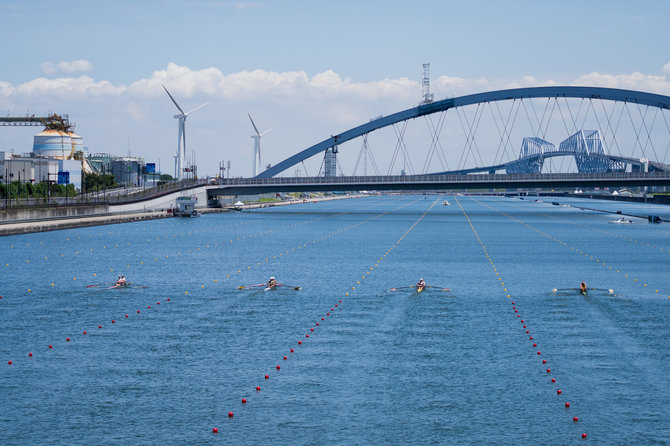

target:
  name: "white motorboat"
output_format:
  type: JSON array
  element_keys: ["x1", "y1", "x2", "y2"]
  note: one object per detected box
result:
[{"x1": 609, "y1": 217, "x2": 633, "y2": 224}]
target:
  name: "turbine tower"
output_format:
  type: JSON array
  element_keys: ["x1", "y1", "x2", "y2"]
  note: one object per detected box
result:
[
  {"x1": 162, "y1": 85, "x2": 208, "y2": 181},
  {"x1": 248, "y1": 113, "x2": 272, "y2": 176}
]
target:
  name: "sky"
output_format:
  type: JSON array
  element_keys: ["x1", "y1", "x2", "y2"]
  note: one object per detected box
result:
[{"x1": 1, "y1": 0, "x2": 670, "y2": 177}]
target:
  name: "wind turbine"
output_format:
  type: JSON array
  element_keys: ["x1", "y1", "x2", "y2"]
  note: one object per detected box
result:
[
  {"x1": 248, "y1": 113, "x2": 273, "y2": 177},
  {"x1": 162, "y1": 85, "x2": 208, "y2": 181}
]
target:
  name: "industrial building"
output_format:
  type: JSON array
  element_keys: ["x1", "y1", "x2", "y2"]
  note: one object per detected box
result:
[{"x1": 0, "y1": 114, "x2": 150, "y2": 190}]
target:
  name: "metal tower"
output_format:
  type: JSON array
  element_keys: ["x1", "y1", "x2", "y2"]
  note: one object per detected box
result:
[
  {"x1": 421, "y1": 63, "x2": 434, "y2": 104},
  {"x1": 324, "y1": 146, "x2": 338, "y2": 177}
]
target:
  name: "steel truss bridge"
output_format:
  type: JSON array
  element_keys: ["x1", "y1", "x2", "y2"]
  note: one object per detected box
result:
[{"x1": 257, "y1": 86, "x2": 670, "y2": 180}]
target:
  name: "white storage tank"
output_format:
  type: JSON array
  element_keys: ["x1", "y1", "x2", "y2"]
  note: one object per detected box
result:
[{"x1": 33, "y1": 129, "x2": 72, "y2": 158}]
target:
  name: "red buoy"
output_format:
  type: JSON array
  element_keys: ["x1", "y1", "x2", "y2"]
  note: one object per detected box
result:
[
  {"x1": 515, "y1": 310, "x2": 518, "y2": 313},
  {"x1": 551, "y1": 378, "x2": 556, "y2": 383},
  {"x1": 241, "y1": 398, "x2": 247, "y2": 404},
  {"x1": 546, "y1": 368, "x2": 551, "y2": 373},
  {"x1": 157, "y1": 302, "x2": 160, "y2": 305},
  {"x1": 321, "y1": 317, "x2": 325, "y2": 320},
  {"x1": 557, "y1": 389, "x2": 562, "y2": 395},
  {"x1": 581, "y1": 433, "x2": 587, "y2": 439},
  {"x1": 306, "y1": 334, "x2": 309, "y2": 338},
  {"x1": 265, "y1": 374, "x2": 269, "y2": 379},
  {"x1": 521, "y1": 320, "x2": 524, "y2": 323},
  {"x1": 125, "y1": 315, "x2": 128, "y2": 318},
  {"x1": 290, "y1": 349, "x2": 294, "y2": 353},
  {"x1": 137, "y1": 310, "x2": 140, "y2": 313},
  {"x1": 327, "y1": 313, "x2": 330, "y2": 316},
  {"x1": 28, "y1": 352, "x2": 32, "y2": 357},
  {"x1": 543, "y1": 360, "x2": 547, "y2": 364},
  {"x1": 298, "y1": 341, "x2": 302, "y2": 345},
  {"x1": 98, "y1": 325, "x2": 102, "y2": 328},
  {"x1": 512, "y1": 302, "x2": 515, "y2": 304},
  {"x1": 316, "y1": 323, "x2": 319, "y2": 326},
  {"x1": 49, "y1": 345, "x2": 53, "y2": 349},
  {"x1": 112, "y1": 320, "x2": 115, "y2": 324},
  {"x1": 565, "y1": 402, "x2": 570, "y2": 408},
  {"x1": 523, "y1": 325, "x2": 526, "y2": 328},
  {"x1": 276, "y1": 365, "x2": 280, "y2": 370},
  {"x1": 83, "y1": 331, "x2": 87, "y2": 335},
  {"x1": 147, "y1": 306, "x2": 151, "y2": 309},
  {"x1": 256, "y1": 386, "x2": 261, "y2": 391},
  {"x1": 167, "y1": 298, "x2": 170, "y2": 301},
  {"x1": 212, "y1": 427, "x2": 218, "y2": 433},
  {"x1": 339, "y1": 300, "x2": 342, "y2": 303},
  {"x1": 526, "y1": 330, "x2": 529, "y2": 334},
  {"x1": 7, "y1": 361, "x2": 11, "y2": 365},
  {"x1": 283, "y1": 356, "x2": 287, "y2": 360},
  {"x1": 516, "y1": 315, "x2": 520, "y2": 317},
  {"x1": 530, "y1": 336, "x2": 533, "y2": 340},
  {"x1": 537, "y1": 351, "x2": 541, "y2": 355},
  {"x1": 228, "y1": 411, "x2": 234, "y2": 418},
  {"x1": 310, "y1": 328, "x2": 314, "y2": 332},
  {"x1": 533, "y1": 343, "x2": 537, "y2": 347},
  {"x1": 573, "y1": 416, "x2": 579, "y2": 423}
]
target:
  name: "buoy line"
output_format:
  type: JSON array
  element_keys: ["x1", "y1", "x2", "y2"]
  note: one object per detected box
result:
[
  {"x1": 456, "y1": 197, "x2": 587, "y2": 441},
  {"x1": 211, "y1": 197, "x2": 441, "y2": 433},
  {"x1": 472, "y1": 197, "x2": 669, "y2": 300}
]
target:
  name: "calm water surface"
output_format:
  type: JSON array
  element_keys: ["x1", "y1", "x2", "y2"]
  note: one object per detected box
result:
[{"x1": 1, "y1": 195, "x2": 669, "y2": 445}]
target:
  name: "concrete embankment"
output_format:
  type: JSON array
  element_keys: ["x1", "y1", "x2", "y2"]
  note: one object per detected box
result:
[{"x1": 0, "y1": 195, "x2": 363, "y2": 237}]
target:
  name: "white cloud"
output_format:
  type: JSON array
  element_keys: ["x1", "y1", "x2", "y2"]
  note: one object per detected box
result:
[
  {"x1": 572, "y1": 71, "x2": 670, "y2": 95},
  {"x1": 11, "y1": 76, "x2": 126, "y2": 99},
  {"x1": 41, "y1": 59, "x2": 93, "y2": 75},
  {"x1": 663, "y1": 62, "x2": 670, "y2": 74}
]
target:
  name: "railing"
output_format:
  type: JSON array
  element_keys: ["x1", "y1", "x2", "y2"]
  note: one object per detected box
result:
[
  {"x1": 213, "y1": 172, "x2": 670, "y2": 186},
  {"x1": 0, "y1": 178, "x2": 207, "y2": 210}
]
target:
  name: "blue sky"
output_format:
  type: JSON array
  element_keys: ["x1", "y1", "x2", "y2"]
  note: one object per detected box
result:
[{"x1": 1, "y1": 0, "x2": 669, "y2": 177}]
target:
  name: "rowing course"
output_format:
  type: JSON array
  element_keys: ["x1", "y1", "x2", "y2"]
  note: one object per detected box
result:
[{"x1": 0, "y1": 195, "x2": 669, "y2": 444}]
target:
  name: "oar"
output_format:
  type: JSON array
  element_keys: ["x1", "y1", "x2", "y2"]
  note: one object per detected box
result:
[
  {"x1": 279, "y1": 284, "x2": 302, "y2": 290},
  {"x1": 87, "y1": 282, "x2": 116, "y2": 288},
  {"x1": 552, "y1": 287, "x2": 614, "y2": 294},
  {"x1": 389, "y1": 286, "x2": 415, "y2": 292},
  {"x1": 426, "y1": 285, "x2": 451, "y2": 292},
  {"x1": 238, "y1": 284, "x2": 265, "y2": 290}
]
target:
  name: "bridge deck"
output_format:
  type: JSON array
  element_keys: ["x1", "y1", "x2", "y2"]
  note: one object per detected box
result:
[{"x1": 208, "y1": 172, "x2": 670, "y2": 195}]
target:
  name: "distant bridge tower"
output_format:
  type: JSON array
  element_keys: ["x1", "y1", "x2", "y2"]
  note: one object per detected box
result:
[
  {"x1": 324, "y1": 145, "x2": 338, "y2": 177},
  {"x1": 421, "y1": 63, "x2": 434, "y2": 105}
]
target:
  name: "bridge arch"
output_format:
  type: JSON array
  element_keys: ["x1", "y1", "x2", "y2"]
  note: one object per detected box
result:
[{"x1": 257, "y1": 86, "x2": 670, "y2": 178}]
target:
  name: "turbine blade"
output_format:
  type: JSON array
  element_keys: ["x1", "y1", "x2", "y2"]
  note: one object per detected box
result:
[
  {"x1": 186, "y1": 102, "x2": 208, "y2": 115},
  {"x1": 260, "y1": 128, "x2": 273, "y2": 136},
  {"x1": 162, "y1": 84, "x2": 185, "y2": 115},
  {"x1": 248, "y1": 113, "x2": 260, "y2": 135}
]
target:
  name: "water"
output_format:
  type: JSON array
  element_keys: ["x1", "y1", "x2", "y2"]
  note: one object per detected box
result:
[{"x1": 1, "y1": 195, "x2": 669, "y2": 445}]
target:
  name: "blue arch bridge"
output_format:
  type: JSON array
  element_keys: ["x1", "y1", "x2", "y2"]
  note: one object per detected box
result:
[{"x1": 209, "y1": 86, "x2": 670, "y2": 195}]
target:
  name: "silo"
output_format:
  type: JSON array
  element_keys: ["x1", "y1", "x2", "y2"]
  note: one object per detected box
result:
[
  {"x1": 33, "y1": 129, "x2": 72, "y2": 158},
  {"x1": 67, "y1": 131, "x2": 84, "y2": 157}
]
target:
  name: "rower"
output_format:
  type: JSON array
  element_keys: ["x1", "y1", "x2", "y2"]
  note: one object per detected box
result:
[
  {"x1": 580, "y1": 280, "x2": 587, "y2": 293},
  {"x1": 119, "y1": 275, "x2": 127, "y2": 285},
  {"x1": 417, "y1": 278, "x2": 426, "y2": 289},
  {"x1": 116, "y1": 275, "x2": 122, "y2": 285},
  {"x1": 267, "y1": 276, "x2": 278, "y2": 288}
]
